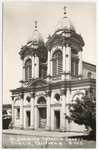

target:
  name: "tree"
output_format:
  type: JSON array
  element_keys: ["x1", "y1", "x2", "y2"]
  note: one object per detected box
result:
[{"x1": 66, "y1": 88, "x2": 96, "y2": 139}]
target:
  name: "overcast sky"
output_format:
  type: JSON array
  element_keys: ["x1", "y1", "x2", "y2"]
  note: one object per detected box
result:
[{"x1": 3, "y1": 2, "x2": 96, "y2": 104}]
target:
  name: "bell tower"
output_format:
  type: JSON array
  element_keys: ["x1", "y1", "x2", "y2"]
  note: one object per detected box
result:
[
  {"x1": 46, "y1": 6, "x2": 85, "y2": 82},
  {"x1": 19, "y1": 21, "x2": 47, "y2": 86}
]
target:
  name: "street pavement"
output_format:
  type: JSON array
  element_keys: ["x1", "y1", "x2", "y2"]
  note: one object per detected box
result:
[{"x1": 3, "y1": 129, "x2": 87, "y2": 137}]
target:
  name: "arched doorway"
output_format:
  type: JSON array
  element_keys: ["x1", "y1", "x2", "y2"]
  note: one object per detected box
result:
[{"x1": 37, "y1": 97, "x2": 46, "y2": 128}]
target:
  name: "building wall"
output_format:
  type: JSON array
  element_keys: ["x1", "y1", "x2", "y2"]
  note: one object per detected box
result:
[
  {"x1": 13, "y1": 84, "x2": 91, "y2": 132},
  {"x1": 83, "y1": 62, "x2": 96, "y2": 79}
]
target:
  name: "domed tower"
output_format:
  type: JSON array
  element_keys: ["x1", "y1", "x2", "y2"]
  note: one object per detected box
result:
[
  {"x1": 19, "y1": 21, "x2": 47, "y2": 86},
  {"x1": 46, "y1": 6, "x2": 84, "y2": 81}
]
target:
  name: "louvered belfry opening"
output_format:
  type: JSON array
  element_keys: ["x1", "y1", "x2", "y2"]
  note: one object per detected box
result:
[
  {"x1": 71, "y1": 58, "x2": 79, "y2": 75},
  {"x1": 52, "y1": 50, "x2": 63, "y2": 76},
  {"x1": 25, "y1": 59, "x2": 32, "y2": 81}
]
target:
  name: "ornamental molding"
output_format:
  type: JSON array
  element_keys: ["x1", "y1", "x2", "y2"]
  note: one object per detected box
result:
[
  {"x1": 51, "y1": 46, "x2": 63, "y2": 57},
  {"x1": 35, "y1": 92, "x2": 46, "y2": 97},
  {"x1": 72, "y1": 90, "x2": 84, "y2": 102},
  {"x1": 46, "y1": 90, "x2": 51, "y2": 97},
  {"x1": 28, "y1": 78, "x2": 49, "y2": 88},
  {"x1": 60, "y1": 87, "x2": 67, "y2": 95},
  {"x1": 24, "y1": 56, "x2": 32, "y2": 64},
  {"x1": 52, "y1": 92, "x2": 62, "y2": 104}
]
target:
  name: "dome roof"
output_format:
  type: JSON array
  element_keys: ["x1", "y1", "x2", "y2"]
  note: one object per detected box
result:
[
  {"x1": 27, "y1": 30, "x2": 44, "y2": 45},
  {"x1": 55, "y1": 17, "x2": 75, "y2": 33}
]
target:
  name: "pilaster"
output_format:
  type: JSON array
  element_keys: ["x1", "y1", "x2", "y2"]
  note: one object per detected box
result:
[
  {"x1": 45, "y1": 90, "x2": 51, "y2": 131},
  {"x1": 35, "y1": 54, "x2": 39, "y2": 78},
  {"x1": 32, "y1": 53, "x2": 35, "y2": 79},
  {"x1": 62, "y1": 45, "x2": 66, "y2": 80},
  {"x1": 78, "y1": 51, "x2": 83, "y2": 79},
  {"x1": 11, "y1": 96, "x2": 14, "y2": 126},
  {"x1": 65, "y1": 44, "x2": 71, "y2": 80},
  {"x1": 35, "y1": 105, "x2": 38, "y2": 129},
  {"x1": 60, "y1": 88, "x2": 67, "y2": 132},
  {"x1": 30, "y1": 92, "x2": 35, "y2": 130},
  {"x1": 66, "y1": 87, "x2": 71, "y2": 131},
  {"x1": 47, "y1": 49, "x2": 51, "y2": 76},
  {"x1": 22, "y1": 60, "x2": 25, "y2": 81},
  {"x1": 19, "y1": 93, "x2": 24, "y2": 129}
]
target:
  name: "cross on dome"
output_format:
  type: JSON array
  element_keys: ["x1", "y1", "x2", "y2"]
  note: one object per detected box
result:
[
  {"x1": 35, "y1": 21, "x2": 37, "y2": 30},
  {"x1": 63, "y1": 6, "x2": 67, "y2": 18},
  {"x1": 27, "y1": 20, "x2": 44, "y2": 45},
  {"x1": 55, "y1": 6, "x2": 75, "y2": 33}
]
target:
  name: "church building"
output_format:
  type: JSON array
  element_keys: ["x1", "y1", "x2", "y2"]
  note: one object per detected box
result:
[{"x1": 10, "y1": 7, "x2": 96, "y2": 132}]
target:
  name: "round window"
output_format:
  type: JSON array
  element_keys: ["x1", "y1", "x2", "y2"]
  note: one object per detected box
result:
[
  {"x1": 54, "y1": 93, "x2": 60, "y2": 101},
  {"x1": 26, "y1": 96, "x2": 30, "y2": 103}
]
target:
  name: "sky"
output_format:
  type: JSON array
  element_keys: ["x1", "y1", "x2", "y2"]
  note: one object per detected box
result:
[{"x1": 3, "y1": 2, "x2": 96, "y2": 104}]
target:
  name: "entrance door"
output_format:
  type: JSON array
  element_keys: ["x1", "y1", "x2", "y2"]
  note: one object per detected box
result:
[
  {"x1": 26, "y1": 111, "x2": 30, "y2": 127},
  {"x1": 39, "y1": 108, "x2": 46, "y2": 128},
  {"x1": 54, "y1": 111, "x2": 60, "y2": 129}
]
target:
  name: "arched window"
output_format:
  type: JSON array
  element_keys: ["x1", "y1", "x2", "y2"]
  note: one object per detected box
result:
[
  {"x1": 37, "y1": 97, "x2": 46, "y2": 104},
  {"x1": 25, "y1": 59, "x2": 32, "y2": 81},
  {"x1": 52, "y1": 50, "x2": 62, "y2": 76}
]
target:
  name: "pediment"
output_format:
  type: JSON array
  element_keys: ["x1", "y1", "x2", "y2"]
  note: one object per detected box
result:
[
  {"x1": 46, "y1": 34, "x2": 63, "y2": 46},
  {"x1": 50, "y1": 36, "x2": 63, "y2": 45},
  {"x1": 70, "y1": 34, "x2": 85, "y2": 46},
  {"x1": 19, "y1": 45, "x2": 32, "y2": 56},
  {"x1": 28, "y1": 79, "x2": 49, "y2": 87}
]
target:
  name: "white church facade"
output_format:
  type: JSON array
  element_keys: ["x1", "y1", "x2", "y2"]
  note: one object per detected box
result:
[{"x1": 10, "y1": 7, "x2": 96, "y2": 132}]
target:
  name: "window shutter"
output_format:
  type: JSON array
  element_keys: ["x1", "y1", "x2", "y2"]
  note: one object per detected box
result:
[
  {"x1": 25, "y1": 59, "x2": 32, "y2": 81},
  {"x1": 58, "y1": 57, "x2": 62, "y2": 75},
  {"x1": 53, "y1": 59, "x2": 57, "y2": 76},
  {"x1": 75, "y1": 60, "x2": 78, "y2": 75},
  {"x1": 71, "y1": 58, "x2": 74, "y2": 75},
  {"x1": 52, "y1": 50, "x2": 62, "y2": 76},
  {"x1": 25, "y1": 67, "x2": 28, "y2": 81},
  {"x1": 71, "y1": 58, "x2": 79, "y2": 75}
]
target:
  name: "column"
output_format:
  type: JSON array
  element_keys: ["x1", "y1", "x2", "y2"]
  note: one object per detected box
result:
[
  {"x1": 32, "y1": 55, "x2": 35, "y2": 79},
  {"x1": 45, "y1": 90, "x2": 51, "y2": 131},
  {"x1": 62, "y1": 46, "x2": 66, "y2": 80},
  {"x1": 66, "y1": 87, "x2": 71, "y2": 131},
  {"x1": 66, "y1": 44, "x2": 71, "y2": 80},
  {"x1": 11, "y1": 96, "x2": 14, "y2": 126},
  {"x1": 30, "y1": 92, "x2": 35, "y2": 130},
  {"x1": 22, "y1": 60, "x2": 25, "y2": 81},
  {"x1": 50, "y1": 60, "x2": 52, "y2": 76},
  {"x1": 35, "y1": 106, "x2": 38, "y2": 129},
  {"x1": 35, "y1": 54, "x2": 39, "y2": 78},
  {"x1": 78, "y1": 51, "x2": 83, "y2": 77},
  {"x1": 60, "y1": 88, "x2": 67, "y2": 132},
  {"x1": 47, "y1": 50, "x2": 51, "y2": 76},
  {"x1": 20, "y1": 93, "x2": 24, "y2": 129}
]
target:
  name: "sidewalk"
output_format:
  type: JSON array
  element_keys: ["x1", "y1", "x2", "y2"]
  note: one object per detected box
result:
[{"x1": 2, "y1": 129, "x2": 87, "y2": 138}]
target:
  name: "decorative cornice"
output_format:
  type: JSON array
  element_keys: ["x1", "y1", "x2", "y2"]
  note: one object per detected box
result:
[
  {"x1": 71, "y1": 78, "x2": 96, "y2": 88},
  {"x1": 10, "y1": 79, "x2": 96, "y2": 95}
]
